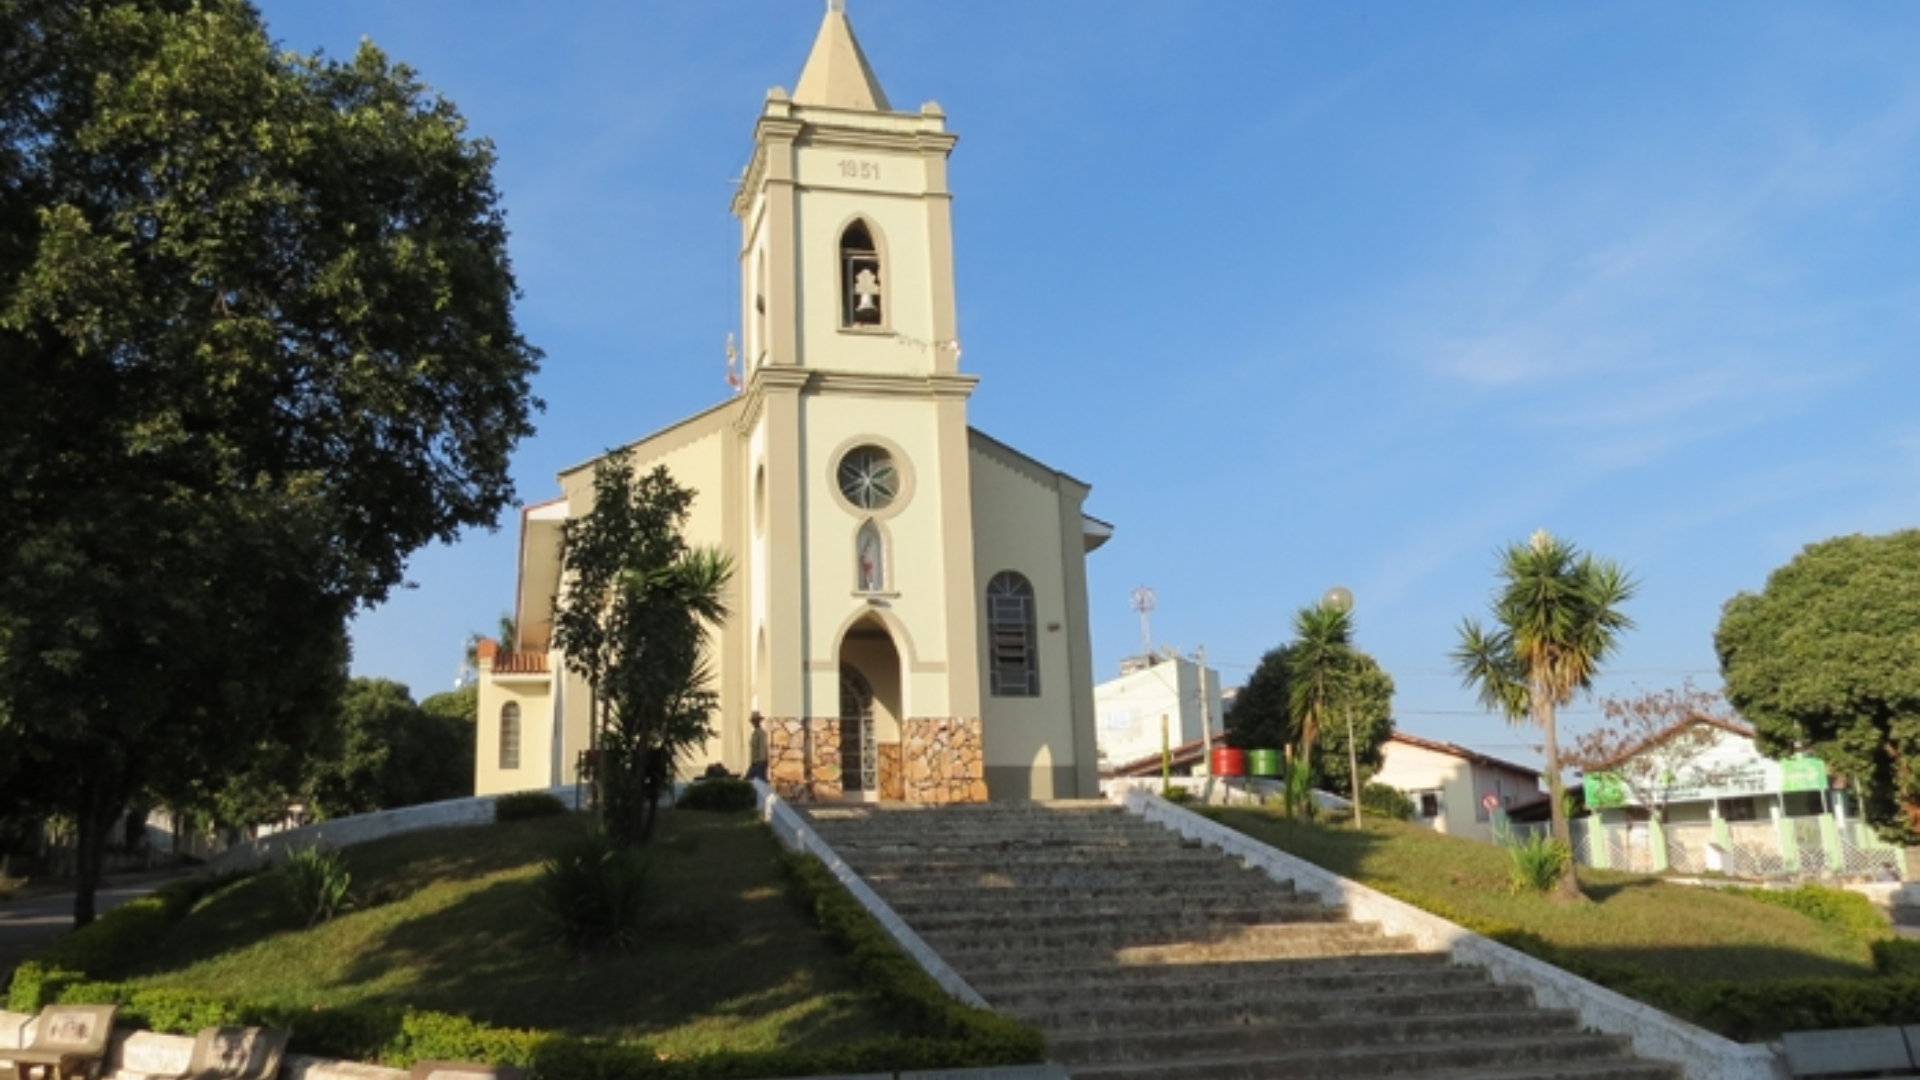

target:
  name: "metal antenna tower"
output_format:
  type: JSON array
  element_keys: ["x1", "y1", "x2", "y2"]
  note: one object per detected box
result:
[{"x1": 1129, "y1": 585, "x2": 1157, "y2": 656}]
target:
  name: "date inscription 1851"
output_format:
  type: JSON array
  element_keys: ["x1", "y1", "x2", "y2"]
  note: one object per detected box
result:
[{"x1": 838, "y1": 158, "x2": 881, "y2": 181}]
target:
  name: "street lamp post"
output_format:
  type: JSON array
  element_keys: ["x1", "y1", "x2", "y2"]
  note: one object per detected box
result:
[{"x1": 1321, "y1": 586, "x2": 1362, "y2": 829}]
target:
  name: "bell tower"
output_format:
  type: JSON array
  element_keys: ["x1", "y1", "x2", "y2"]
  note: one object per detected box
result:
[
  {"x1": 732, "y1": 0, "x2": 962, "y2": 378},
  {"x1": 732, "y1": 1, "x2": 987, "y2": 802}
]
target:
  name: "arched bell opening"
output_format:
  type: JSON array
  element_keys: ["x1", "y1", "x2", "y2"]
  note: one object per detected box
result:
[{"x1": 838, "y1": 614, "x2": 904, "y2": 799}]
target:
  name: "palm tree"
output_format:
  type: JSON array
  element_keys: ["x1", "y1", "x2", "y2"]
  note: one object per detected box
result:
[
  {"x1": 1454, "y1": 529, "x2": 1635, "y2": 900},
  {"x1": 460, "y1": 612, "x2": 519, "y2": 683},
  {"x1": 1287, "y1": 602, "x2": 1354, "y2": 767}
]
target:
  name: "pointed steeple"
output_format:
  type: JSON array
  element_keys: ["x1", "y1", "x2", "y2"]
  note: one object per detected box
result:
[{"x1": 792, "y1": 0, "x2": 891, "y2": 111}]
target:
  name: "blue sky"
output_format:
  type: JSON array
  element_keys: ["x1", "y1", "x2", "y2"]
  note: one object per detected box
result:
[{"x1": 253, "y1": 1, "x2": 1920, "y2": 768}]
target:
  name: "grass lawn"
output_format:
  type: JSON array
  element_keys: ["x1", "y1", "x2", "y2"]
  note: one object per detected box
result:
[
  {"x1": 1206, "y1": 807, "x2": 1884, "y2": 985},
  {"x1": 112, "y1": 810, "x2": 900, "y2": 1058}
]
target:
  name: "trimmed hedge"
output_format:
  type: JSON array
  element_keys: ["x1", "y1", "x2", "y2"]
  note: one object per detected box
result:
[
  {"x1": 673, "y1": 780, "x2": 755, "y2": 813},
  {"x1": 11, "y1": 828, "x2": 1045, "y2": 1079},
  {"x1": 1723, "y1": 885, "x2": 1890, "y2": 942},
  {"x1": 494, "y1": 792, "x2": 570, "y2": 822}
]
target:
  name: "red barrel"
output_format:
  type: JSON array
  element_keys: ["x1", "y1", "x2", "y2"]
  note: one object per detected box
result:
[{"x1": 1210, "y1": 747, "x2": 1247, "y2": 777}]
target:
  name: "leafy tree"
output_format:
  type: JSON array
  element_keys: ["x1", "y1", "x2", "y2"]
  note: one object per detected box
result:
[
  {"x1": 305, "y1": 678, "x2": 471, "y2": 817},
  {"x1": 0, "y1": 0, "x2": 540, "y2": 924},
  {"x1": 1226, "y1": 604, "x2": 1395, "y2": 800},
  {"x1": 552, "y1": 451, "x2": 731, "y2": 846},
  {"x1": 421, "y1": 684, "x2": 479, "y2": 724},
  {"x1": 1454, "y1": 529, "x2": 1635, "y2": 901},
  {"x1": 1565, "y1": 682, "x2": 1737, "y2": 828},
  {"x1": 1716, "y1": 530, "x2": 1920, "y2": 843}
]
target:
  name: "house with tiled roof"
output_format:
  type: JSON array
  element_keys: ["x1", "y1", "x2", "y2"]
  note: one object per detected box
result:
[{"x1": 1374, "y1": 732, "x2": 1542, "y2": 842}]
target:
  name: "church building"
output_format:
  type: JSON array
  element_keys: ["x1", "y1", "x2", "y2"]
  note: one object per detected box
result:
[{"x1": 474, "y1": 3, "x2": 1110, "y2": 804}]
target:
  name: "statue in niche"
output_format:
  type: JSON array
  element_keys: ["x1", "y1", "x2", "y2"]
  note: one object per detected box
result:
[
  {"x1": 858, "y1": 523, "x2": 884, "y2": 592},
  {"x1": 851, "y1": 266, "x2": 882, "y2": 324}
]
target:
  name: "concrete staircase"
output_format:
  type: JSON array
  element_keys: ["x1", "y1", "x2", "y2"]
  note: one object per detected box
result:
[{"x1": 799, "y1": 800, "x2": 1682, "y2": 1080}]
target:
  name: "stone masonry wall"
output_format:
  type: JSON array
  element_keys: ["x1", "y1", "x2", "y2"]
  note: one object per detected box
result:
[
  {"x1": 766, "y1": 717, "x2": 843, "y2": 801},
  {"x1": 770, "y1": 716, "x2": 982, "y2": 803},
  {"x1": 878, "y1": 742, "x2": 904, "y2": 801},
  {"x1": 902, "y1": 717, "x2": 987, "y2": 804}
]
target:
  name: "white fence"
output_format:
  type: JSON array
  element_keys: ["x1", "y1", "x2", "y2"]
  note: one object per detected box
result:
[{"x1": 1511, "y1": 812, "x2": 1907, "y2": 881}]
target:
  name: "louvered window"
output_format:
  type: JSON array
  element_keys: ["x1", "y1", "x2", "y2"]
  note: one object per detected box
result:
[
  {"x1": 987, "y1": 572, "x2": 1039, "y2": 697},
  {"x1": 500, "y1": 703, "x2": 522, "y2": 770}
]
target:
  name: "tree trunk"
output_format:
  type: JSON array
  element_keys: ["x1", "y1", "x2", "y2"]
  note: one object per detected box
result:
[
  {"x1": 72, "y1": 776, "x2": 124, "y2": 929},
  {"x1": 1537, "y1": 694, "x2": 1586, "y2": 902}
]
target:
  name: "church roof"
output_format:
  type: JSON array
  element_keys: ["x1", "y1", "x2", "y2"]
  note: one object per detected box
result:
[{"x1": 792, "y1": 1, "x2": 892, "y2": 112}]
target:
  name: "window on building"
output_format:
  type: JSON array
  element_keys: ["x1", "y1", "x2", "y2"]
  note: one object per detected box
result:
[
  {"x1": 987, "y1": 571, "x2": 1039, "y2": 697},
  {"x1": 840, "y1": 220, "x2": 882, "y2": 327},
  {"x1": 1417, "y1": 790, "x2": 1442, "y2": 819},
  {"x1": 500, "y1": 702, "x2": 521, "y2": 771}
]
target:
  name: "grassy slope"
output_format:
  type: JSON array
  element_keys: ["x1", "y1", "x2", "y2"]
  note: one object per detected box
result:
[
  {"x1": 114, "y1": 811, "x2": 897, "y2": 1057},
  {"x1": 1208, "y1": 808, "x2": 1881, "y2": 983}
]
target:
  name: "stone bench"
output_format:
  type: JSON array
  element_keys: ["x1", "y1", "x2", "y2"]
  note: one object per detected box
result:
[
  {"x1": 0, "y1": 1015, "x2": 285, "y2": 1080},
  {"x1": 1782, "y1": 1026, "x2": 1920, "y2": 1079}
]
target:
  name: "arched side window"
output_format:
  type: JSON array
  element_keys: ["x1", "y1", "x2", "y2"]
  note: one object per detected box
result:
[
  {"x1": 840, "y1": 220, "x2": 882, "y2": 327},
  {"x1": 986, "y1": 572, "x2": 1039, "y2": 697},
  {"x1": 856, "y1": 520, "x2": 885, "y2": 592},
  {"x1": 500, "y1": 702, "x2": 521, "y2": 770}
]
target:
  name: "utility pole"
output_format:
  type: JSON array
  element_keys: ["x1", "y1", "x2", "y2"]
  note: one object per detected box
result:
[{"x1": 1197, "y1": 644, "x2": 1212, "y2": 764}]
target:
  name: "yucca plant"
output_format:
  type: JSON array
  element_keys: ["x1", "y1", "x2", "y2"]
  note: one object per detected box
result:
[
  {"x1": 281, "y1": 846, "x2": 352, "y2": 926},
  {"x1": 538, "y1": 829, "x2": 651, "y2": 953}
]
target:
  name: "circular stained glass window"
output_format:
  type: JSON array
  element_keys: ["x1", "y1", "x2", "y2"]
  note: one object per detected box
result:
[{"x1": 837, "y1": 445, "x2": 898, "y2": 510}]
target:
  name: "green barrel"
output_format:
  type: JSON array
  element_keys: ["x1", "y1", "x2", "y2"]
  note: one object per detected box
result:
[{"x1": 1247, "y1": 748, "x2": 1283, "y2": 777}]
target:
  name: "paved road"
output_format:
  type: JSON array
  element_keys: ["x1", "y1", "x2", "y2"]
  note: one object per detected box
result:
[{"x1": 0, "y1": 878, "x2": 180, "y2": 985}]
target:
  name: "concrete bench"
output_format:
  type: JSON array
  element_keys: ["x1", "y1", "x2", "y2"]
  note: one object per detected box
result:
[
  {"x1": 1782, "y1": 1026, "x2": 1920, "y2": 1079},
  {"x1": 0, "y1": 1018, "x2": 285, "y2": 1080},
  {"x1": 3, "y1": 1006, "x2": 119, "y2": 1080}
]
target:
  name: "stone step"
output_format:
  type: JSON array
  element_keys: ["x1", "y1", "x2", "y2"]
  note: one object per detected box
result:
[
  {"x1": 1051, "y1": 1009, "x2": 1586, "y2": 1065},
  {"x1": 1015, "y1": 981, "x2": 1537, "y2": 1034},
  {"x1": 901, "y1": 903, "x2": 1348, "y2": 938},
  {"x1": 1066, "y1": 1041, "x2": 1677, "y2": 1080},
  {"x1": 922, "y1": 918, "x2": 1400, "y2": 954},
  {"x1": 965, "y1": 952, "x2": 1469, "y2": 1000},
  {"x1": 937, "y1": 934, "x2": 1422, "y2": 975},
  {"x1": 880, "y1": 876, "x2": 1302, "y2": 905},
  {"x1": 796, "y1": 801, "x2": 1681, "y2": 1080},
  {"x1": 885, "y1": 894, "x2": 1327, "y2": 926},
  {"x1": 835, "y1": 848, "x2": 1238, "y2": 872},
  {"x1": 852, "y1": 860, "x2": 1279, "y2": 888}
]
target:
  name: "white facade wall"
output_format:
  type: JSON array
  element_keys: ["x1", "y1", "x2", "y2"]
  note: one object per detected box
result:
[{"x1": 1093, "y1": 657, "x2": 1224, "y2": 769}]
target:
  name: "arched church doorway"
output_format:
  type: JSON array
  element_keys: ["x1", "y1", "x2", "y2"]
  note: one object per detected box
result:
[{"x1": 838, "y1": 616, "x2": 904, "y2": 799}]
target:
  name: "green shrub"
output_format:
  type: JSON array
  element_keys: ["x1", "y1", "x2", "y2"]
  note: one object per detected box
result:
[
  {"x1": 538, "y1": 829, "x2": 650, "y2": 952},
  {"x1": 674, "y1": 779, "x2": 756, "y2": 812},
  {"x1": 494, "y1": 791, "x2": 569, "y2": 822},
  {"x1": 1725, "y1": 885, "x2": 1890, "y2": 942},
  {"x1": 1360, "y1": 783, "x2": 1414, "y2": 821},
  {"x1": 1504, "y1": 831, "x2": 1570, "y2": 895},
  {"x1": 1874, "y1": 937, "x2": 1920, "y2": 976},
  {"x1": 280, "y1": 846, "x2": 352, "y2": 926}
]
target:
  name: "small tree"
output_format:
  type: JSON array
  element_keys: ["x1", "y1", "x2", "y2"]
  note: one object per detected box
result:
[
  {"x1": 1226, "y1": 603, "x2": 1395, "y2": 805},
  {"x1": 1566, "y1": 683, "x2": 1736, "y2": 828},
  {"x1": 552, "y1": 451, "x2": 731, "y2": 846},
  {"x1": 1455, "y1": 529, "x2": 1635, "y2": 901}
]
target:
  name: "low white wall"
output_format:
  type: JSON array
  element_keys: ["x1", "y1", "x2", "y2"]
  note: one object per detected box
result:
[
  {"x1": 1111, "y1": 787, "x2": 1787, "y2": 1080},
  {"x1": 756, "y1": 782, "x2": 989, "y2": 1010},
  {"x1": 206, "y1": 786, "x2": 585, "y2": 873}
]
